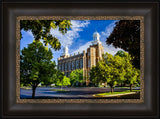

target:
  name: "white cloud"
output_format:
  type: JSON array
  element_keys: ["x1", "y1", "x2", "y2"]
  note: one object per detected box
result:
[
  {"x1": 100, "y1": 20, "x2": 122, "y2": 55},
  {"x1": 102, "y1": 44, "x2": 122, "y2": 55},
  {"x1": 21, "y1": 20, "x2": 90, "y2": 65},
  {"x1": 100, "y1": 20, "x2": 118, "y2": 42},
  {"x1": 27, "y1": 31, "x2": 34, "y2": 37},
  {"x1": 71, "y1": 41, "x2": 121, "y2": 56},
  {"x1": 71, "y1": 41, "x2": 92, "y2": 54},
  {"x1": 50, "y1": 20, "x2": 90, "y2": 48},
  {"x1": 50, "y1": 20, "x2": 90, "y2": 63},
  {"x1": 23, "y1": 30, "x2": 34, "y2": 38}
]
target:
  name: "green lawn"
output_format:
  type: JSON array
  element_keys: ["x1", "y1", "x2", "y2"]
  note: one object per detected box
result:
[
  {"x1": 114, "y1": 87, "x2": 129, "y2": 89},
  {"x1": 21, "y1": 87, "x2": 32, "y2": 90},
  {"x1": 50, "y1": 89, "x2": 69, "y2": 92},
  {"x1": 96, "y1": 90, "x2": 140, "y2": 96}
]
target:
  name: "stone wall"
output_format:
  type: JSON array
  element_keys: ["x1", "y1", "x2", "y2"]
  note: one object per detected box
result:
[{"x1": 58, "y1": 53, "x2": 83, "y2": 77}]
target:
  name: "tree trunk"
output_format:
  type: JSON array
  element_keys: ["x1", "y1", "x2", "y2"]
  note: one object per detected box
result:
[
  {"x1": 32, "y1": 86, "x2": 36, "y2": 98},
  {"x1": 111, "y1": 86, "x2": 114, "y2": 93},
  {"x1": 130, "y1": 84, "x2": 133, "y2": 92}
]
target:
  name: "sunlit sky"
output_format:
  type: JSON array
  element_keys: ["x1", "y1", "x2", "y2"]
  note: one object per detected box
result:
[{"x1": 20, "y1": 20, "x2": 122, "y2": 65}]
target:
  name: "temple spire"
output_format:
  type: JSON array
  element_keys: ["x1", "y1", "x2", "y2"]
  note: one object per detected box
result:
[
  {"x1": 63, "y1": 46, "x2": 69, "y2": 56},
  {"x1": 92, "y1": 31, "x2": 101, "y2": 45}
]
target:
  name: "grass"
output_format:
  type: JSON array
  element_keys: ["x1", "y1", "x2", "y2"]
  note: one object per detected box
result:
[
  {"x1": 50, "y1": 89, "x2": 69, "y2": 92},
  {"x1": 99, "y1": 92, "x2": 140, "y2": 99},
  {"x1": 114, "y1": 87, "x2": 129, "y2": 89},
  {"x1": 96, "y1": 90, "x2": 140, "y2": 96},
  {"x1": 21, "y1": 87, "x2": 32, "y2": 90}
]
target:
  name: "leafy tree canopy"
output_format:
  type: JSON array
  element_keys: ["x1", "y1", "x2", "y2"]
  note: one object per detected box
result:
[
  {"x1": 20, "y1": 41, "x2": 56, "y2": 98},
  {"x1": 90, "y1": 66, "x2": 103, "y2": 86},
  {"x1": 115, "y1": 50, "x2": 125, "y2": 57},
  {"x1": 101, "y1": 53, "x2": 126, "y2": 92},
  {"x1": 56, "y1": 76, "x2": 71, "y2": 87},
  {"x1": 52, "y1": 70, "x2": 64, "y2": 85},
  {"x1": 20, "y1": 20, "x2": 72, "y2": 50},
  {"x1": 124, "y1": 63, "x2": 140, "y2": 91},
  {"x1": 106, "y1": 20, "x2": 140, "y2": 69},
  {"x1": 70, "y1": 69, "x2": 83, "y2": 85},
  {"x1": 52, "y1": 70, "x2": 70, "y2": 90}
]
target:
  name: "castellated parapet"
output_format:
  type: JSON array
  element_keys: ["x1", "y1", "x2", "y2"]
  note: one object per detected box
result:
[{"x1": 57, "y1": 31, "x2": 104, "y2": 86}]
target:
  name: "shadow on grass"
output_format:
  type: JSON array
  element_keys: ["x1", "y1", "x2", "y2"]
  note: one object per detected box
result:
[
  {"x1": 21, "y1": 92, "x2": 140, "y2": 99},
  {"x1": 49, "y1": 89, "x2": 70, "y2": 92}
]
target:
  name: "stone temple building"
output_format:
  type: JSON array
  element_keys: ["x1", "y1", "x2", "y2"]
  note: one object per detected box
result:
[{"x1": 58, "y1": 31, "x2": 104, "y2": 85}]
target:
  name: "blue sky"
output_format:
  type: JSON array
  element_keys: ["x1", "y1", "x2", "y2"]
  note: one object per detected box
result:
[{"x1": 20, "y1": 20, "x2": 122, "y2": 65}]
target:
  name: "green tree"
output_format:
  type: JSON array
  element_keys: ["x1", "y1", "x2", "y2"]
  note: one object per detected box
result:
[
  {"x1": 91, "y1": 51, "x2": 140, "y2": 93},
  {"x1": 125, "y1": 65, "x2": 140, "y2": 92},
  {"x1": 91, "y1": 52, "x2": 127, "y2": 93},
  {"x1": 115, "y1": 50, "x2": 129, "y2": 86},
  {"x1": 20, "y1": 41, "x2": 56, "y2": 98},
  {"x1": 70, "y1": 69, "x2": 83, "y2": 86},
  {"x1": 116, "y1": 50, "x2": 140, "y2": 91},
  {"x1": 90, "y1": 65, "x2": 104, "y2": 87},
  {"x1": 115, "y1": 50, "x2": 125, "y2": 57},
  {"x1": 101, "y1": 53, "x2": 126, "y2": 93},
  {"x1": 52, "y1": 70, "x2": 64, "y2": 84},
  {"x1": 55, "y1": 75, "x2": 71, "y2": 90},
  {"x1": 20, "y1": 20, "x2": 71, "y2": 50},
  {"x1": 106, "y1": 20, "x2": 140, "y2": 69}
]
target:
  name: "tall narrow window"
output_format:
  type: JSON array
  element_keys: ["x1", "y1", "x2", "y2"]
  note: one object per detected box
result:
[
  {"x1": 65, "y1": 63, "x2": 67, "y2": 71},
  {"x1": 76, "y1": 60, "x2": 79, "y2": 69},
  {"x1": 68, "y1": 62, "x2": 71, "y2": 70},
  {"x1": 72, "y1": 61, "x2": 75, "y2": 70},
  {"x1": 62, "y1": 64, "x2": 64, "y2": 72},
  {"x1": 88, "y1": 59, "x2": 90, "y2": 68},
  {"x1": 80, "y1": 59, "x2": 83, "y2": 69},
  {"x1": 59, "y1": 64, "x2": 61, "y2": 71}
]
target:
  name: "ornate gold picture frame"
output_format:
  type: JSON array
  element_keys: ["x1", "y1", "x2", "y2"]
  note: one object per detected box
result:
[{"x1": 16, "y1": 16, "x2": 144, "y2": 104}]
